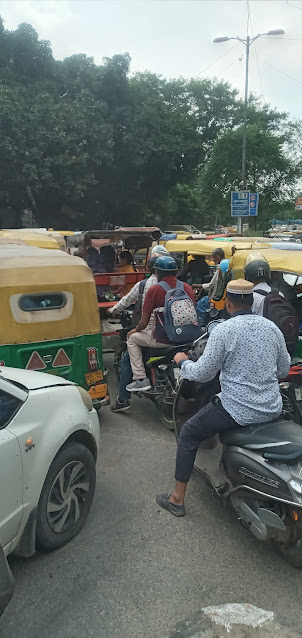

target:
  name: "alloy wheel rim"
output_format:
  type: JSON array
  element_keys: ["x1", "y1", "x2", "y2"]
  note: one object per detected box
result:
[{"x1": 47, "y1": 461, "x2": 90, "y2": 533}]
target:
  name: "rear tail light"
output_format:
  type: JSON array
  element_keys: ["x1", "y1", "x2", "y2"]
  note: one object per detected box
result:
[
  {"x1": 87, "y1": 347, "x2": 98, "y2": 371},
  {"x1": 287, "y1": 366, "x2": 302, "y2": 379}
]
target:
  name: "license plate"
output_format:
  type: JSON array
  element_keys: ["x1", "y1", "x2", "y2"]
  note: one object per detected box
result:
[
  {"x1": 173, "y1": 367, "x2": 182, "y2": 383},
  {"x1": 295, "y1": 387, "x2": 302, "y2": 401},
  {"x1": 85, "y1": 370, "x2": 103, "y2": 385}
]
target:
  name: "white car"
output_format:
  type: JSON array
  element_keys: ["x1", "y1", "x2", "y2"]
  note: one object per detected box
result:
[{"x1": 0, "y1": 367, "x2": 100, "y2": 615}]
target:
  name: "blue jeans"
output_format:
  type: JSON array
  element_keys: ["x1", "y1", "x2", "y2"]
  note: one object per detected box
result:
[
  {"x1": 196, "y1": 295, "x2": 210, "y2": 324},
  {"x1": 119, "y1": 351, "x2": 133, "y2": 402}
]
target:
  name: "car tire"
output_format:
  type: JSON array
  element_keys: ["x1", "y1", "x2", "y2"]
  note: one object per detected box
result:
[{"x1": 36, "y1": 442, "x2": 96, "y2": 551}]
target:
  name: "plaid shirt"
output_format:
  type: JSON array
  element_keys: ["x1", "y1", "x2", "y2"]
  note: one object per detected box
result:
[{"x1": 109, "y1": 274, "x2": 157, "y2": 319}]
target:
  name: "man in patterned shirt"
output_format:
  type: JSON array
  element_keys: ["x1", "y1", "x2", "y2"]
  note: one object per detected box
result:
[{"x1": 156, "y1": 278, "x2": 291, "y2": 517}]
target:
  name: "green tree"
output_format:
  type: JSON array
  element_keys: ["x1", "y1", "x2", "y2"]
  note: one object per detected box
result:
[
  {"x1": 197, "y1": 123, "x2": 300, "y2": 229},
  {"x1": 0, "y1": 18, "x2": 300, "y2": 232},
  {"x1": 167, "y1": 184, "x2": 201, "y2": 227}
]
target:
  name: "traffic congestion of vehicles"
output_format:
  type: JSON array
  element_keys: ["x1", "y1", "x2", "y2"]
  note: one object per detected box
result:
[{"x1": 2, "y1": 224, "x2": 302, "y2": 616}]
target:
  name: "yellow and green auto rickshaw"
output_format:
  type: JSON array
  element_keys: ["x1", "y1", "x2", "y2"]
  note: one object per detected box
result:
[
  {"x1": 213, "y1": 248, "x2": 302, "y2": 357},
  {"x1": 0, "y1": 244, "x2": 108, "y2": 407}
]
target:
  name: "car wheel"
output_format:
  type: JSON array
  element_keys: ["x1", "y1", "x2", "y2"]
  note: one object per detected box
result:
[{"x1": 36, "y1": 443, "x2": 96, "y2": 551}]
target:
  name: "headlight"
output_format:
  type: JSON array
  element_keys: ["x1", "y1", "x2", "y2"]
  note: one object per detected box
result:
[
  {"x1": 76, "y1": 386, "x2": 93, "y2": 411},
  {"x1": 289, "y1": 479, "x2": 302, "y2": 504}
]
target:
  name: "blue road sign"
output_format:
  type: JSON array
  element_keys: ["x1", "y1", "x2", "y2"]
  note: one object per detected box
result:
[
  {"x1": 231, "y1": 191, "x2": 250, "y2": 217},
  {"x1": 249, "y1": 193, "x2": 259, "y2": 217},
  {"x1": 231, "y1": 191, "x2": 259, "y2": 217}
]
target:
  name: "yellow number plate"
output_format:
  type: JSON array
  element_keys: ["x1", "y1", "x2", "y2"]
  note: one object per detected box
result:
[{"x1": 85, "y1": 370, "x2": 103, "y2": 385}]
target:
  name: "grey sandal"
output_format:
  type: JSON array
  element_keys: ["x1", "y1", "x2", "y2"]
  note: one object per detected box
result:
[{"x1": 156, "y1": 493, "x2": 186, "y2": 517}]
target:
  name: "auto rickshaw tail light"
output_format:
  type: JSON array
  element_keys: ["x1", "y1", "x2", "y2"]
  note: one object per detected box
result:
[{"x1": 87, "y1": 347, "x2": 98, "y2": 371}]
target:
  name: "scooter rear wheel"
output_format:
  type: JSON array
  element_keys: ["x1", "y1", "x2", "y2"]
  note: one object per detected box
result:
[{"x1": 275, "y1": 523, "x2": 302, "y2": 568}]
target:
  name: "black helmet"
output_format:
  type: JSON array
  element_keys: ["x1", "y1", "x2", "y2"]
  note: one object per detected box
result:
[
  {"x1": 244, "y1": 252, "x2": 271, "y2": 282},
  {"x1": 155, "y1": 255, "x2": 177, "y2": 273}
]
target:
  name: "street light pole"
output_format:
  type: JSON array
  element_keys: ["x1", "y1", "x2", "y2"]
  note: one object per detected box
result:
[
  {"x1": 213, "y1": 29, "x2": 285, "y2": 234},
  {"x1": 239, "y1": 34, "x2": 250, "y2": 235}
]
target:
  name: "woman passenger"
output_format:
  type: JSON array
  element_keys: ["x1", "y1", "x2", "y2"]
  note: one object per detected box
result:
[{"x1": 118, "y1": 250, "x2": 136, "y2": 296}]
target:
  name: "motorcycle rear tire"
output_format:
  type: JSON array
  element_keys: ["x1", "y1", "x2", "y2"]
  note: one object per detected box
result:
[{"x1": 158, "y1": 402, "x2": 175, "y2": 431}]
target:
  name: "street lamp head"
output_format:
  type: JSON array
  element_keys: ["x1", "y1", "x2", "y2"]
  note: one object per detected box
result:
[
  {"x1": 213, "y1": 36, "x2": 230, "y2": 43},
  {"x1": 266, "y1": 29, "x2": 285, "y2": 36}
]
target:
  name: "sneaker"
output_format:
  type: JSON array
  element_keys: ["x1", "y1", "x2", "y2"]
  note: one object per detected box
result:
[
  {"x1": 126, "y1": 379, "x2": 152, "y2": 392},
  {"x1": 111, "y1": 398, "x2": 131, "y2": 413}
]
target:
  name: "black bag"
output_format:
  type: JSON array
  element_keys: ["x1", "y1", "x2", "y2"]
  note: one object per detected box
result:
[
  {"x1": 257, "y1": 289, "x2": 299, "y2": 355},
  {"x1": 132, "y1": 279, "x2": 147, "y2": 326}
]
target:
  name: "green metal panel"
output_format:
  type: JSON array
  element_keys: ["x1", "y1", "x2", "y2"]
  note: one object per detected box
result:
[{"x1": 0, "y1": 333, "x2": 104, "y2": 390}]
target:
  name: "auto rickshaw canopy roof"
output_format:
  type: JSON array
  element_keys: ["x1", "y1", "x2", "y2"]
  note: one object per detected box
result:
[
  {"x1": 49, "y1": 230, "x2": 76, "y2": 237},
  {"x1": 229, "y1": 248, "x2": 302, "y2": 276},
  {"x1": 0, "y1": 229, "x2": 61, "y2": 250},
  {"x1": 0, "y1": 244, "x2": 94, "y2": 284},
  {"x1": 0, "y1": 245, "x2": 100, "y2": 344},
  {"x1": 164, "y1": 238, "x2": 255, "y2": 258},
  {"x1": 87, "y1": 227, "x2": 161, "y2": 250}
]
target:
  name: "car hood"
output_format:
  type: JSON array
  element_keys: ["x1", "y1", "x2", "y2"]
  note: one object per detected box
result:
[{"x1": 0, "y1": 367, "x2": 73, "y2": 390}]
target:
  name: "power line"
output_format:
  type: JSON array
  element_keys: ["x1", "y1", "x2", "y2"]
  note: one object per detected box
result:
[
  {"x1": 248, "y1": 2, "x2": 264, "y2": 99},
  {"x1": 216, "y1": 57, "x2": 241, "y2": 78},
  {"x1": 258, "y1": 56, "x2": 302, "y2": 86},
  {"x1": 195, "y1": 42, "x2": 239, "y2": 78},
  {"x1": 286, "y1": 0, "x2": 302, "y2": 11},
  {"x1": 268, "y1": 37, "x2": 302, "y2": 40},
  {"x1": 246, "y1": 0, "x2": 250, "y2": 36}
]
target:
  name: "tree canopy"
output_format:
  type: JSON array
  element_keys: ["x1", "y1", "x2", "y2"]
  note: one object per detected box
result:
[{"x1": 0, "y1": 18, "x2": 300, "y2": 230}]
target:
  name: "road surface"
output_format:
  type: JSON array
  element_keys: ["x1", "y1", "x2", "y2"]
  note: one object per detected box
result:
[{"x1": 2, "y1": 355, "x2": 302, "y2": 638}]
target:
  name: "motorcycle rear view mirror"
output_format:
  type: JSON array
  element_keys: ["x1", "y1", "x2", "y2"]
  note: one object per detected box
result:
[{"x1": 209, "y1": 307, "x2": 219, "y2": 318}]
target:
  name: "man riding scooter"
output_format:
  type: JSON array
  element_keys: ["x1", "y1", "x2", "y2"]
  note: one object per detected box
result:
[{"x1": 156, "y1": 279, "x2": 291, "y2": 517}]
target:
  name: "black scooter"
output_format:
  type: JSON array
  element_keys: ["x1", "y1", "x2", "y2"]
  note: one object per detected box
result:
[{"x1": 173, "y1": 321, "x2": 302, "y2": 567}]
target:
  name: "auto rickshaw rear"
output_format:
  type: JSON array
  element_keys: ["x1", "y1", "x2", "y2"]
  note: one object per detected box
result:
[{"x1": 0, "y1": 244, "x2": 108, "y2": 408}]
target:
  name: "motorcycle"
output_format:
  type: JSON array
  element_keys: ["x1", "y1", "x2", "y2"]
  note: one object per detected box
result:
[
  {"x1": 110, "y1": 309, "x2": 193, "y2": 429},
  {"x1": 173, "y1": 320, "x2": 302, "y2": 567}
]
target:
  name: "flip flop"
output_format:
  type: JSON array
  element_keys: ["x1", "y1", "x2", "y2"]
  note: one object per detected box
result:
[{"x1": 156, "y1": 493, "x2": 186, "y2": 517}]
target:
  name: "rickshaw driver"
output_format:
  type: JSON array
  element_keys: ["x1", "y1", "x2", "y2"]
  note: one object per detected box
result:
[{"x1": 199, "y1": 248, "x2": 225, "y2": 297}]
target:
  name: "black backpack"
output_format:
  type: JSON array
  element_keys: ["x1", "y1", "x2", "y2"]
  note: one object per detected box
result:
[{"x1": 256, "y1": 289, "x2": 299, "y2": 355}]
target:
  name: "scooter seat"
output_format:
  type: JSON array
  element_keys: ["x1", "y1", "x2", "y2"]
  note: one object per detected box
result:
[{"x1": 220, "y1": 418, "x2": 302, "y2": 456}]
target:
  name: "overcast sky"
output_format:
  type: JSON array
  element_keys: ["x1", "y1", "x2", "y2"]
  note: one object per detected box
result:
[{"x1": 0, "y1": 0, "x2": 301, "y2": 118}]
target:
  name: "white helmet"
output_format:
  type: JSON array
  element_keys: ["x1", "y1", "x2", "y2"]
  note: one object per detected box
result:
[{"x1": 150, "y1": 245, "x2": 169, "y2": 255}]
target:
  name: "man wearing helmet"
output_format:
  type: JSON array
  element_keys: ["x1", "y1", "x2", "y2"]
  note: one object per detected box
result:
[
  {"x1": 125, "y1": 256, "x2": 195, "y2": 393},
  {"x1": 110, "y1": 249, "x2": 168, "y2": 412},
  {"x1": 244, "y1": 252, "x2": 280, "y2": 315}
]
